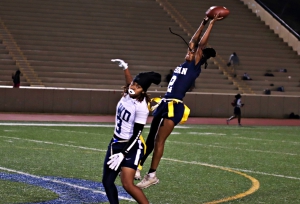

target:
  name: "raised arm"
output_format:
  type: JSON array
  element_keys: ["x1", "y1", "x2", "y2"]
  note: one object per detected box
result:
[
  {"x1": 188, "y1": 17, "x2": 209, "y2": 52},
  {"x1": 195, "y1": 13, "x2": 222, "y2": 64},
  {"x1": 111, "y1": 59, "x2": 132, "y2": 85},
  {"x1": 198, "y1": 14, "x2": 221, "y2": 49}
]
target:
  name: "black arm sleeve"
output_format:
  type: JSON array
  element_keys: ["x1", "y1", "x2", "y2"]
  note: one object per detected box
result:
[{"x1": 121, "y1": 123, "x2": 144, "y2": 154}]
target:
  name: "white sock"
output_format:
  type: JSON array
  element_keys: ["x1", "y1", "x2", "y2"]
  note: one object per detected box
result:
[{"x1": 148, "y1": 172, "x2": 156, "y2": 178}]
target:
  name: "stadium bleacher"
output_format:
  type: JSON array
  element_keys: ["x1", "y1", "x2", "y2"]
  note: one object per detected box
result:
[{"x1": 0, "y1": 0, "x2": 299, "y2": 95}]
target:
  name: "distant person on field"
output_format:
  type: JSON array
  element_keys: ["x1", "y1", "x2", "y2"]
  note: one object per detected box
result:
[
  {"x1": 12, "y1": 69, "x2": 22, "y2": 88},
  {"x1": 227, "y1": 94, "x2": 244, "y2": 126}
]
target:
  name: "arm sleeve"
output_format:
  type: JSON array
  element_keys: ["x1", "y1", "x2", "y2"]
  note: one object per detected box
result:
[{"x1": 122, "y1": 123, "x2": 144, "y2": 154}]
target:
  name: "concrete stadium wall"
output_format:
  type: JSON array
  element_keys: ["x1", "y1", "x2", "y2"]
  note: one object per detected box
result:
[
  {"x1": 241, "y1": 0, "x2": 300, "y2": 55},
  {"x1": 0, "y1": 88, "x2": 299, "y2": 118}
]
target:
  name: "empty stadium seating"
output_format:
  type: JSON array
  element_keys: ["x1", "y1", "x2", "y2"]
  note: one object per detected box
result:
[
  {"x1": 0, "y1": 0, "x2": 299, "y2": 96},
  {"x1": 0, "y1": 40, "x2": 30, "y2": 86}
]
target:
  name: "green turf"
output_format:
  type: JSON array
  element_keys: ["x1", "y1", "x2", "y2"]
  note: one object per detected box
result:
[{"x1": 0, "y1": 123, "x2": 299, "y2": 203}]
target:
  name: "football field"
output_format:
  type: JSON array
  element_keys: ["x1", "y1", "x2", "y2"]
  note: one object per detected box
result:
[{"x1": 0, "y1": 122, "x2": 299, "y2": 203}]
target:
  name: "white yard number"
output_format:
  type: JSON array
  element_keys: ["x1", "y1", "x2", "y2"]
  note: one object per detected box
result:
[{"x1": 167, "y1": 76, "x2": 177, "y2": 93}]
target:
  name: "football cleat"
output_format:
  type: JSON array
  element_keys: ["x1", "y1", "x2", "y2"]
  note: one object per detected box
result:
[{"x1": 136, "y1": 174, "x2": 159, "y2": 189}]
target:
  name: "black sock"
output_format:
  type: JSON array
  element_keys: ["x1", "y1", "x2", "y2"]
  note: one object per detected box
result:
[{"x1": 148, "y1": 168, "x2": 156, "y2": 174}]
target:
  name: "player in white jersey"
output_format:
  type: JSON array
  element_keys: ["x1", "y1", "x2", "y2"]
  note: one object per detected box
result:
[{"x1": 102, "y1": 59, "x2": 161, "y2": 204}]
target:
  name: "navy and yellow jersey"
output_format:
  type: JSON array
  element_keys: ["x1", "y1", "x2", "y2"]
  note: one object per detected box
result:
[{"x1": 164, "y1": 59, "x2": 205, "y2": 100}]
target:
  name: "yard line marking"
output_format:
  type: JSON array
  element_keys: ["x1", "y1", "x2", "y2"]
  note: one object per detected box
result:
[
  {"x1": 163, "y1": 158, "x2": 300, "y2": 181},
  {"x1": 232, "y1": 136, "x2": 300, "y2": 145},
  {"x1": 0, "y1": 166, "x2": 134, "y2": 202},
  {"x1": 168, "y1": 141, "x2": 298, "y2": 156},
  {"x1": 0, "y1": 136, "x2": 106, "y2": 152},
  {"x1": 2, "y1": 135, "x2": 300, "y2": 181},
  {"x1": 188, "y1": 132, "x2": 226, "y2": 136},
  {"x1": 162, "y1": 158, "x2": 259, "y2": 203},
  {"x1": 187, "y1": 132, "x2": 300, "y2": 145},
  {"x1": 228, "y1": 168, "x2": 300, "y2": 181},
  {"x1": 43, "y1": 128, "x2": 107, "y2": 136}
]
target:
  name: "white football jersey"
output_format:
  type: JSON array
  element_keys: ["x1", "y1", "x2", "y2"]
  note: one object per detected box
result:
[
  {"x1": 236, "y1": 98, "x2": 242, "y2": 107},
  {"x1": 114, "y1": 94, "x2": 149, "y2": 140}
]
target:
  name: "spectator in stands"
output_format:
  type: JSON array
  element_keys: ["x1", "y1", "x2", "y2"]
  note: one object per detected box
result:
[
  {"x1": 227, "y1": 52, "x2": 240, "y2": 67},
  {"x1": 279, "y1": 68, "x2": 287, "y2": 73},
  {"x1": 165, "y1": 69, "x2": 173, "y2": 84},
  {"x1": 135, "y1": 14, "x2": 222, "y2": 189},
  {"x1": 12, "y1": 69, "x2": 22, "y2": 88},
  {"x1": 264, "y1": 70, "x2": 274, "y2": 76},
  {"x1": 227, "y1": 93, "x2": 244, "y2": 126},
  {"x1": 103, "y1": 59, "x2": 161, "y2": 204},
  {"x1": 242, "y1": 72, "x2": 252, "y2": 80}
]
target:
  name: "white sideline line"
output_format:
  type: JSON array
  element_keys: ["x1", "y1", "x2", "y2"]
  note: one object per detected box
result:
[
  {"x1": 168, "y1": 140, "x2": 298, "y2": 156},
  {"x1": 0, "y1": 123, "x2": 115, "y2": 127},
  {"x1": 0, "y1": 166, "x2": 135, "y2": 202},
  {"x1": 0, "y1": 122, "x2": 189, "y2": 128},
  {"x1": 1, "y1": 135, "x2": 300, "y2": 181}
]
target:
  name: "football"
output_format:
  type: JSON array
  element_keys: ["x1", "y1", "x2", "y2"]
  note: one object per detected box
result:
[{"x1": 205, "y1": 6, "x2": 230, "y2": 20}]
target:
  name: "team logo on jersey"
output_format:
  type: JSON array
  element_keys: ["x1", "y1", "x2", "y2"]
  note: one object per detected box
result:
[
  {"x1": 174, "y1": 66, "x2": 188, "y2": 75},
  {"x1": 117, "y1": 103, "x2": 131, "y2": 122}
]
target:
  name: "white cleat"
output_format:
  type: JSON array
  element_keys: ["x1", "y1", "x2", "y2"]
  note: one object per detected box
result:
[{"x1": 136, "y1": 174, "x2": 159, "y2": 189}]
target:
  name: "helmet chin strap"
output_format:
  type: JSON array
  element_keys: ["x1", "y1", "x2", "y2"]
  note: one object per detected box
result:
[{"x1": 128, "y1": 89, "x2": 135, "y2": 95}]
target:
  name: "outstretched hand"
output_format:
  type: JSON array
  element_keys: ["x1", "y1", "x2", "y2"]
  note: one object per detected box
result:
[
  {"x1": 111, "y1": 59, "x2": 128, "y2": 70},
  {"x1": 211, "y1": 13, "x2": 223, "y2": 22}
]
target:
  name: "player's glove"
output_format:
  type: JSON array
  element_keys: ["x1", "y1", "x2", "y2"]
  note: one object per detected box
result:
[
  {"x1": 111, "y1": 59, "x2": 128, "y2": 70},
  {"x1": 107, "y1": 152, "x2": 124, "y2": 171}
]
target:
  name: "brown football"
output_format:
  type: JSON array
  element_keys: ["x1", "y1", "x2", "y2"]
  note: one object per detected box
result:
[{"x1": 205, "y1": 6, "x2": 230, "y2": 20}]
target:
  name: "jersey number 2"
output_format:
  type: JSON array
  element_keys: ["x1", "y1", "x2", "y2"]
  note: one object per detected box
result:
[{"x1": 167, "y1": 76, "x2": 177, "y2": 93}]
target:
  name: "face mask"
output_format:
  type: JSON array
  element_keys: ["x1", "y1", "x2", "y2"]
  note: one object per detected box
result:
[{"x1": 128, "y1": 89, "x2": 135, "y2": 95}]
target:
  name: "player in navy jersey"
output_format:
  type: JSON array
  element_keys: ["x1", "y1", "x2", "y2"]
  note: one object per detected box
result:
[
  {"x1": 136, "y1": 14, "x2": 223, "y2": 189},
  {"x1": 102, "y1": 59, "x2": 161, "y2": 204}
]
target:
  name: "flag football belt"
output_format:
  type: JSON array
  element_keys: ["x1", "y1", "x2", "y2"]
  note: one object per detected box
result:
[
  {"x1": 111, "y1": 134, "x2": 147, "y2": 155},
  {"x1": 148, "y1": 97, "x2": 190, "y2": 124}
]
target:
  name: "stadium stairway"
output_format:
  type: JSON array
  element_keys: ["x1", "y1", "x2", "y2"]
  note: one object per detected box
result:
[
  {"x1": 0, "y1": 18, "x2": 43, "y2": 87},
  {"x1": 0, "y1": 38, "x2": 30, "y2": 86}
]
